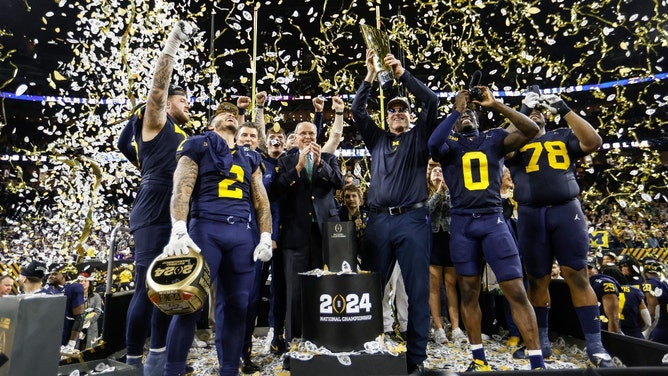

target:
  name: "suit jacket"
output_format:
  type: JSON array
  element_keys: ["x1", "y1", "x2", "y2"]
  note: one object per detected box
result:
[{"x1": 271, "y1": 152, "x2": 344, "y2": 249}]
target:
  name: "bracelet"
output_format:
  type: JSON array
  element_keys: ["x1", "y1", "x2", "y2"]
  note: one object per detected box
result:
[{"x1": 335, "y1": 111, "x2": 344, "y2": 115}]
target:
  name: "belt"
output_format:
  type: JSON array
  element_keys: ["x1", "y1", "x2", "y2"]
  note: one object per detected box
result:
[{"x1": 369, "y1": 201, "x2": 425, "y2": 216}]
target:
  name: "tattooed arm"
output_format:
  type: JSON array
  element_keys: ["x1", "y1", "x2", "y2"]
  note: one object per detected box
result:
[
  {"x1": 250, "y1": 166, "x2": 272, "y2": 234},
  {"x1": 142, "y1": 53, "x2": 173, "y2": 142},
  {"x1": 170, "y1": 156, "x2": 199, "y2": 222},
  {"x1": 143, "y1": 21, "x2": 197, "y2": 142}
]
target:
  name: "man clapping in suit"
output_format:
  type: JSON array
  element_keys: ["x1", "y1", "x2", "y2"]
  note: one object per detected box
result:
[{"x1": 271, "y1": 121, "x2": 344, "y2": 344}]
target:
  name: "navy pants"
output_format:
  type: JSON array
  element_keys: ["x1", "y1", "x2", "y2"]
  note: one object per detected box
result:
[
  {"x1": 164, "y1": 219, "x2": 255, "y2": 376},
  {"x1": 364, "y1": 208, "x2": 431, "y2": 367}
]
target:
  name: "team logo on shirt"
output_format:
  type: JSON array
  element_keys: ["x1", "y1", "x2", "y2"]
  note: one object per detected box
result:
[{"x1": 391, "y1": 140, "x2": 400, "y2": 151}]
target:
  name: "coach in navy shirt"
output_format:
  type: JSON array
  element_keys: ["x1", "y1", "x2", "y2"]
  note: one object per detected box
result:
[{"x1": 351, "y1": 48, "x2": 438, "y2": 374}]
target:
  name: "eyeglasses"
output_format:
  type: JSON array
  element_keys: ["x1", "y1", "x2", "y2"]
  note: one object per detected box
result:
[{"x1": 388, "y1": 107, "x2": 408, "y2": 114}]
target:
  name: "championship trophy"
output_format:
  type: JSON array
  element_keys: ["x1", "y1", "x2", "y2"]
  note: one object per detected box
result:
[{"x1": 360, "y1": 24, "x2": 394, "y2": 87}]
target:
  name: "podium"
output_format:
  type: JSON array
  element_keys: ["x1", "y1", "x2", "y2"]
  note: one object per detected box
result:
[
  {"x1": 301, "y1": 273, "x2": 382, "y2": 352},
  {"x1": 0, "y1": 295, "x2": 66, "y2": 376},
  {"x1": 293, "y1": 272, "x2": 406, "y2": 375}
]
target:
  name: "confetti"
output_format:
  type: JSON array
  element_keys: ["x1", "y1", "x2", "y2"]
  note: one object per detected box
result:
[{"x1": 0, "y1": 0, "x2": 666, "y2": 263}]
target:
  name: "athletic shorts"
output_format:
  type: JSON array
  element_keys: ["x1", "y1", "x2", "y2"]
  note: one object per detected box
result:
[{"x1": 449, "y1": 212, "x2": 523, "y2": 282}]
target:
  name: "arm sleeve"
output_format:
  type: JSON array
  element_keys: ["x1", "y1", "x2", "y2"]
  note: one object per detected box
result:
[
  {"x1": 313, "y1": 111, "x2": 323, "y2": 137},
  {"x1": 351, "y1": 81, "x2": 383, "y2": 149},
  {"x1": 428, "y1": 111, "x2": 460, "y2": 160},
  {"x1": 397, "y1": 70, "x2": 439, "y2": 137}
]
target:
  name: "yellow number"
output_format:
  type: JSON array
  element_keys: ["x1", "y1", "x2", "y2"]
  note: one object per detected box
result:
[
  {"x1": 218, "y1": 164, "x2": 244, "y2": 199},
  {"x1": 462, "y1": 151, "x2": 489, "y2": 191},
  {"x1": 602, "y1": 282, "x2": 616, "y2": 293},
  {"x1": 544, "y1": 141, "x2": 570, "y2": 170},
  {"x1": 617, "y1": 292, "x2": 626, "y2": 320},
  {"x1": 520, "y1": 143, "x2": 542, "y2": 173},
  {"x1": 519, "y1": 140, "x2": 571, "y2": 173}
]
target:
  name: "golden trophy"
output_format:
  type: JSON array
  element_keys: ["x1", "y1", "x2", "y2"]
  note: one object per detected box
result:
[{"x1": 360, "y1": 24, "x2": 394, "y2": 87}]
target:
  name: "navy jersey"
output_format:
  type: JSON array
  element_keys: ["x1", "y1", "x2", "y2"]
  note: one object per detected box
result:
[
  {"x1": 619, "y1": 284, "x2": 645, "y2": 337},
  {"x1": 351, "y1": 71, "x2": 439, "y2": 208},
  {"x1": 126, "y1": 111, "x2": 188, "y2": 231},
  {"x1": 590, "y1": 274, "x2": 620, "y2": 328},
  {"x1": 178, "y1": 132, "x2": 261, "y2": 222},
  {"x1": 436, "y1": 129, "x2": 507, "y2": 214},
  {"x1": 39, "y1": 283, "x2": 85, "y2": 344},
  {"x1": 649, "y1": 279, "x2": 668, "y2": 324},
  {"x1": 507, "y1": 128, "x2": 587, "y2": 205}
]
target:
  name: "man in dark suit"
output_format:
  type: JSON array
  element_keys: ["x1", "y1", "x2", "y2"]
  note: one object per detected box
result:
[{"x1": 271, "y1": 121, "x2": 344, "y2": 343}]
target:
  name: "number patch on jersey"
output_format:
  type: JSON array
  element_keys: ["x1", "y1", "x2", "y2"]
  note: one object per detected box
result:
[
  {"x1": 602, "y1": 282, "x2": 617, "y2": 293},
  {"x1": 520, "y1": 140, "x2": 571, "y2": 173},
  {"x1": 462, "y1": 151, "x2": 490, "y2": 190},
  {"x1": 218, "y1": 164, "x2": 245, "y2": 199}
]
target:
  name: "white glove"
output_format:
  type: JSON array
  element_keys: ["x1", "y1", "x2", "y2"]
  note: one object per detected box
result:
[
  {"x1": 539, "y1": 93, "x2": 571, "y2": 116},
  {"x1": 163, "y1": 220, "x2": 201, "y2": 256},
  {"x1": 253, "y1": 232, "x2": 273, "y2": 262},
  {"x1": 162, "y1": 20, "x2": 199, "y2": 57},
  {"x1": 522, "y1": 92, "x2": 540, "y2": 109}
]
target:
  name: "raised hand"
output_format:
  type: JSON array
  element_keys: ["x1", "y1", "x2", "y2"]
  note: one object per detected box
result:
[
  {"x1": 520, "y1": 92, "x2": 540, "y2": 115},
  {"x1": 540, "y1": 94, "x2": 572, "y2": 116},
  {"x1": 162, "y1": 21, "x2": 199, "y2": 57}
]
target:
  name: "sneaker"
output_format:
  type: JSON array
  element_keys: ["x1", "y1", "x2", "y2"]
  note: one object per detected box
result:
[
  {"x1": 60, "y1": 345, "x2": 78, "y2": 354},
  {"x1": 505, "y1": 336, "x2": 521, "y2": 348},
  {"x1": 452, "y1": 327, "x2": 467, "y2": 343},
  {"x1": 588, "y1": 352, "x2": 615, "y2": 368},
  {"x1": 193, "y1": 337, "x2": 208, "y2": 348},
  {"x1": 433, "y1": 328, "x2": 448, "y2": 344},
  {"x1": 263, "y1": 328, "x2": 274, "y2": 353},
  {"x1": 407, "y1": 362, "x2": 424, "y2": 375},
  {"x1": 465, "y1": 359, "x2": 492, "y2": 372},
  {"x1": 397, "y1": 331, "x2": 408, "y2": 342},
  {"x1": 513, "y1": 346, "x2": 552, "y2": 359},
  {"x1": 270, "y1": 335, "x2": 287, "y2": 355},
  {"x1": 241, "y1": 357, "x2": 261, "y2": 374}
]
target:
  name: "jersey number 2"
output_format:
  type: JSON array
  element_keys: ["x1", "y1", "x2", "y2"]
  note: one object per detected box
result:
[{"x1": 218, "y1": 165, "x2": 244, "y2": 199}]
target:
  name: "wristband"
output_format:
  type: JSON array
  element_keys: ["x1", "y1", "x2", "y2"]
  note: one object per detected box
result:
[
  {"x1": 335, "y1": 111, "x2": 344, "y2": 115},
  {"x1": 256, "y1": 105, "x2": 264, "y2": 109},
  {"x1": 238, "y1": 108, "x2": 246, "y2": 115}
]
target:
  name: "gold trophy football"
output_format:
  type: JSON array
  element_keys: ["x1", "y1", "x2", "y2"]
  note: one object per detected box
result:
[{"x1": 360, "y1": 24, "x2": 394, "y2": 87}]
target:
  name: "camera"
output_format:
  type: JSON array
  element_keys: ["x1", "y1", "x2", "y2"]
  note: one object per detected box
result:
[
  {"x1": 469, "y1": 87, "x2": 484, "y2": 102},
  {"x1": 468, "y1": 70, "x2": 484, "y2": 102}
]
